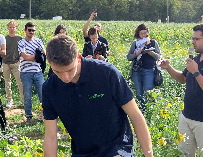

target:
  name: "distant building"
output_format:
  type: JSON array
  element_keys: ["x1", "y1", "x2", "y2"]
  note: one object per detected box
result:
[{"x1": 53, "y1": 16, "x2": 62, "y2": 20}]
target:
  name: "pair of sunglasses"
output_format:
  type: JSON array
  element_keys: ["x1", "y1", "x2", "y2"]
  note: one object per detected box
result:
[{"x1": 28, "y1": 29, "x2": 36, "y2": 32}]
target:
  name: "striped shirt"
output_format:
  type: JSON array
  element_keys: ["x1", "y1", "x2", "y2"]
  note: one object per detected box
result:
[{"x1": 18, "y1": 38, "x2": 44, "y2": 72}]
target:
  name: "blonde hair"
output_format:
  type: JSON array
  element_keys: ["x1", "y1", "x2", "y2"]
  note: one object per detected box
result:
[{"x1": 7, "y1": 19, "x2": 18, "y2": 28}]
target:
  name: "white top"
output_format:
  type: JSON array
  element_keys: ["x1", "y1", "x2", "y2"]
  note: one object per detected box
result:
[
  {"x1": 0, "y1": 34, "x2": 6, "y2": 46},
  {"x1": 18, "y1": 37, "x2": 44, "y2": 72}
]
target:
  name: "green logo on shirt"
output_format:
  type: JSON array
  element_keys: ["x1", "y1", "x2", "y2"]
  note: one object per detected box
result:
[{"x1": 88, "y1": 94, "x2": 104, "y2": 99}]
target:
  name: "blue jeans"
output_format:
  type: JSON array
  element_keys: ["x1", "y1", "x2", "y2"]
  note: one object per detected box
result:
[
  {"x1": 131, "y1": 68, "x2": 154, "y2": 110},
  {"x1": 20, "y1": 72, "x2": 45, "y2": 118}
]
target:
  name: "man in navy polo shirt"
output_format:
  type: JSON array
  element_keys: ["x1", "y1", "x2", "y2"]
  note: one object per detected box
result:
[
  {"x1": 160, "y1": 24, "x2": 203, "y2": 157},
  {"x1": 82, "y1": 11, "x2": 110, "y2": 55},
  {"x1": 43, "y1": 35, "x2": 153, "y2": 157}
]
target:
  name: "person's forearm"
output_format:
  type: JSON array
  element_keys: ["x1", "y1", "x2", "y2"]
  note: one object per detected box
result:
[
  {"x1": 132, "y1": 113, "x2": 153, "y2": 157},
  {"x1": 44, "y1": 137, "x2": 58, "y2": 157},
  {"x1": 22, "y1": 53, "x2": 35, "y2": 61},
  {"x1": 0, "y1": 50, "x2": 6, "y2": 56},
  {"x1": 166, "y1": 65, "x2": 186, "y2": 84},
  {"x1": 83, "y1": 18, "x2": 92, "y2": 37}
]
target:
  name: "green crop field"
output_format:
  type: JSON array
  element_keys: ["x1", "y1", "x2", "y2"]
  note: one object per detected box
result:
[{"x1": 0, "y1": 20, "x2": 199, "y2": 156}]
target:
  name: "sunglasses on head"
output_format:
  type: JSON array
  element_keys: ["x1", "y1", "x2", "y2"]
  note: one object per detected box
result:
[{"x1": 28, "y1": 29, "x2": 36, "y2": 32}]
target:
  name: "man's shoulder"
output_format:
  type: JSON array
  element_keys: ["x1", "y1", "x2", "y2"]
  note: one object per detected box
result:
[
  {"x1": 43, "y1": 75, "x2": 57, "y2": 91},
  {"x1": 84, "y1": 59, "x2": 117, "y2": 76},
  {"x1": 0, "y1": 34, "x2": 5, "y2": 40}
]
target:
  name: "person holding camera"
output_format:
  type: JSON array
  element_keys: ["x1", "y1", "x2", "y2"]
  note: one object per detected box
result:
[
  {"x1": 127, "y1": 23, "x2": 161, "y2": 112},
  {"x1": 82, "y1": 27, "x2": 108, "y2": 61},
  {"x1": 82, "y1": 11, "x2": 110, "y2": 55},
  {"x1": 18, "y1": 22, "x2": 46, "y2": 124}
]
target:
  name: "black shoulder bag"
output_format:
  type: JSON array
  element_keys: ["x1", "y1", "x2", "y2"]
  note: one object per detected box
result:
[{"x1": 151, "y1": 40, "x2": 163, "y2": 86}]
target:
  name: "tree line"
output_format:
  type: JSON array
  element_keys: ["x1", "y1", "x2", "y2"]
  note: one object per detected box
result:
[{"x1": 0, "y1": 0, "x2": 203, "y2": 23}]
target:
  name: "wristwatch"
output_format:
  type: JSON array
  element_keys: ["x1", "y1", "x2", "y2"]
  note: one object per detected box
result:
[{"x1": 193, "y1": 72, "x2": 200, "y2": 77}]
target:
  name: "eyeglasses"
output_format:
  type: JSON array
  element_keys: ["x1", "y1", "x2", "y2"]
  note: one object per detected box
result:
[
  {"x1": 139, "y1": 31, "x2": 148, "y2": 35},
  {"x1": 191, "y1": 37, "x2": 203, "y2": 41},
  {"x1": 28, "y1": 29, "x2": 36, "y2": 32}
]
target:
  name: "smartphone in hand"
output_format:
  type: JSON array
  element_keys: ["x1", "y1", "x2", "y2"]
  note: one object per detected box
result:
[{"x1": 93, "y1": 9, "x2": 97, "y2": 17}]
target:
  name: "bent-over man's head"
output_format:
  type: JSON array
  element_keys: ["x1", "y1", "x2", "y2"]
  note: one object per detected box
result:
[
  {"x1": 46, "y1": 35, "x2": 81, "y2": 83},
  {"x1": 46, "y1": 35, "x2": 78, "y2": 66}
]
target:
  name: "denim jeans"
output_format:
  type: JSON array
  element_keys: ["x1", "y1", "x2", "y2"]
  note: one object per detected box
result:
[
  {"x1": 20, "y1": 72, "x2": 44, "y2": 118},
  {"x1": 131, "y1": 68, "x2": 154, "y2": 110}
]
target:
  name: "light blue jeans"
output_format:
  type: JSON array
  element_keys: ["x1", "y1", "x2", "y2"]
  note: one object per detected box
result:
[
  {"x1": 20, "y1": 72, "x2": 44, "y2": 118},
  {"x1": 131, "y1": 68, "x2": 154, "y2": 111}
]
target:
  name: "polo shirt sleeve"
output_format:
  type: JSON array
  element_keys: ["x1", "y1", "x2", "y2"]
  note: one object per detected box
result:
[
  {"x1": 42, "y1": 82, "x2": 58, "y2": 120},
  {"x1": 109, "y1": 65, "x2": 134, "y2": 107}
]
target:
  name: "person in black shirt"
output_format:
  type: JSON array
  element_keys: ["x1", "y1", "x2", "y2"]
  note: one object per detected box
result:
[
  {"x1": 43, "y1": 35, "x2": 154, "y2": 157},
  {"x1": 160, "y1": 24, "x2": 203, "y2": 157}
]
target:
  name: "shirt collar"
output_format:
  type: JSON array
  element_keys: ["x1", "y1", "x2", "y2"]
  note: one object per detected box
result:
[
  {"x1": 76, "y1": 57, "x2": 89, "y2": 84},
  {"x1": 91, "y1": 41, "x2": 98, "y2": 49}
]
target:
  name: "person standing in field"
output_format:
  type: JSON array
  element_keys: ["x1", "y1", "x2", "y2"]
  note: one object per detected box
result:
[
  {"x1": 3, "y1": 20, "x2": 24, "y2": 108},
  {"x1": 82, "y1": 27, "x2": 108, "y2": 61},
  {"x1": 160, "y1": 24, "x2": 203, "y2": 157},
  {"x1": 0, "y1": 33, "x2": 6, "y2": 81},
  {"x1": 0, "y1": 33, "x2": 7, "y2": 133},
  {"x1": 127, "y1": 23, "x2": 161, "y2": 112},
  {"x1": 43, "y1": 35, "x2": 153, "y2": 157},
  {"x1": 18, "y1": 22, "x2": 45, "y2": 124},
  {"x1": 82, "y1": 11, "x2": 110, "y2": 55},
  {"x1": 48, "y1": 24, "x2": 67, "y2": 78}
]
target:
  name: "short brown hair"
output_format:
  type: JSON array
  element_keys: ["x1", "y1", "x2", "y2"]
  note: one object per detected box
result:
[
  {"x1": 25, "y1": 22, "x2": 35, "y2": 30},
  {"x1": 46, "y1": 35, "x2": 78, "y2": 66},
  {"x1": 88, "y1": 27, "x2": 99, "y2": 36},
  {"x1": 193, "y1": 24, "x2": 203, "y2": 37},
  {"x1": 134, "y1": 23, "x2": 149, "y2": 39},
  {"x1": 7, "y1": 19, "x2": 18, "y2": 27}
]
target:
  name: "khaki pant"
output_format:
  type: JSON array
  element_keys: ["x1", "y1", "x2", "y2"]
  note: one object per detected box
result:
[
  {"x1": 2, "y1": 62, "x2": 24, "y2": 103},
  {"x1": 178, "y1": 112, "x2": 203, "y2": 157}
]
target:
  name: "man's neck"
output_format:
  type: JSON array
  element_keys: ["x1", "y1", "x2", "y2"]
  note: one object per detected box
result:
[
  {"x1": 25, "y1": 36, "x2": 33, "y2": 41},
  {"x1": 9, "y1": 32, "x2": 16, "y2": 37},
  {"x1": 71, "y1": 62, "x2": 82, "y2": 84}
]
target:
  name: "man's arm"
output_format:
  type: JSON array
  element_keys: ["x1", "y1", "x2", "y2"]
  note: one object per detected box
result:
[
  {"x1": 122, "y1": 99, "x2": 153, "y2": 157},
  {"x1": 82, "y1": 12, "x2": 97, "y2": 37},
  {"x1": 159, "y1": 58, "x2": 186, "y2": 84},
  {"x1": 0, "y1": 43, "x2": 6, "y2": 56},
  {"x1": 44, "y1": 119, "x2": 58, "y2": 157},
  {"x1": 21, "y1": 52, "x2": 36, "y2": 61}
]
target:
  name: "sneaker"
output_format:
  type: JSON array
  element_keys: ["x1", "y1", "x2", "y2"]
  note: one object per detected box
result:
[
  {"x1": 6, "y1": 101, "x2": 13, "y2": 108},
  {"x1": 26, "y1": 117, "x2": 32, "y2": 125}
]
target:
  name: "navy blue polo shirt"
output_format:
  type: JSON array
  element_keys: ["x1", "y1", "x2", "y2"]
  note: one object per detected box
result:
[
  {"x1": 42, "y1": 58, "x2": 134, "y2": 156},
  {"x1": 182, "y1": 54, "x2": 203, "y2": 122},
  {"x1": 84, "y1": 35, "x2": 109, "y2": 51}
]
